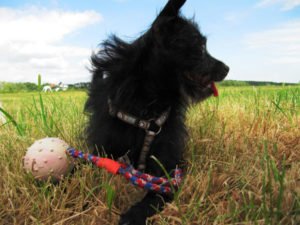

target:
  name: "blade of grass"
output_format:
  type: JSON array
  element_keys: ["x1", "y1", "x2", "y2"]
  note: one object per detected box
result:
[{"x1": 0, "y1": 106, "x2": 24, "y2": 136}]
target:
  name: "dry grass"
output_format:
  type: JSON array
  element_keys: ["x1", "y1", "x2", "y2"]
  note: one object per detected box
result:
[{"x1": 0, "y1": 86, "x2": 299, "y2": 225}]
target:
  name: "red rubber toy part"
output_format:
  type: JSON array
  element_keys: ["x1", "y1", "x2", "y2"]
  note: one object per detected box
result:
[{"x1": 96, "y1": 158, "x2": 121, "y2": 174}]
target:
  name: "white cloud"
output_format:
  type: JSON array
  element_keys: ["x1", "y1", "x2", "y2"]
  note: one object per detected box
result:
[
  {"x1": 0, "y1": 7, "x2": 102, "y2": 84},
  {"x1": 240, "y1": 20, "x2": 300, "y2": 83},
  {"x1": 245, "y1": 20, "x2": 300, "y2": 64},
  {"x1": 257, "y1": 0, "x2": 300, "y2": 10}
]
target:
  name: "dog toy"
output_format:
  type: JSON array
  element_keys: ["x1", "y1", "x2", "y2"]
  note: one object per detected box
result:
[
  {"x1": 24, "y1": 138, "x2": 183, "y2": 194},
  {"x1": 23, "y1": 138, "x2": 74, "y2": 181}
]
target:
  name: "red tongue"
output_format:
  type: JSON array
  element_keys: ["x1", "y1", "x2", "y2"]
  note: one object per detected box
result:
[{"x1": 211, "y1": 82, "x2": 219, "y2": 97}]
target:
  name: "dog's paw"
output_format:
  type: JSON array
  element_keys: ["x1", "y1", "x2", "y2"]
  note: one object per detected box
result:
[
  {"x1": 118, "y1": 217, "x2": 146, "y2": 225},
  {"x1": 118, "y1": 209, "x2": 147, "y2": 225}
]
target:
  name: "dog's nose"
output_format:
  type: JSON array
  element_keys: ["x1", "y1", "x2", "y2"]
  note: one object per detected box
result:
[
  {"x1": 214, "y1": 62, "x2": 229, "y2": 81},
  {"x1": 223, "y1": 64, "x2": 230, "y2": 74}
]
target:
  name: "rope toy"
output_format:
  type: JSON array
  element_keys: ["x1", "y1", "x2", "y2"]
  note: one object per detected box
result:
[
  {"x1": 23, "y1": 138, "x2": 183, "y2": 194},
  {"x1": 67, "y1": 147, "x2": 183, "y2": 194}
]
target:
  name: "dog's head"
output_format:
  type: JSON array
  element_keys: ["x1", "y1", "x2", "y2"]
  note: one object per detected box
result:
[
  {"x1": 149, "y1": 0, "x2": 229, "y2": 101},
  {"x1": 90, "y1": 0, "x2": 229, "y2": 107}
]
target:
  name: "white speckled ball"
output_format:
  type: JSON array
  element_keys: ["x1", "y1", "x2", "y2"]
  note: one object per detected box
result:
[{"x1": 23, "y1": 137, "x2": 74, "y2": 182}]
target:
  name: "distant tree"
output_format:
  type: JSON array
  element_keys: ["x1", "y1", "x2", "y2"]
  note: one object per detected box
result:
[
  {"x1": 219, "y1": 80, "x2": 249, "y2": 87},
  {"x1": 0, "y1": 82, "x2": 37, "y2": 93},
  {"x1": 219, "y1": 80, "x2": 297, "y2": 87},
  {"x1": 24, "y1": 82, "x2": 38, "y2": 91}
]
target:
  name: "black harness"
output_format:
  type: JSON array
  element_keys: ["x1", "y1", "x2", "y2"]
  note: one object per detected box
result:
[{"x1": 108, "y1": 99, "x2": 170, "y2": 170}]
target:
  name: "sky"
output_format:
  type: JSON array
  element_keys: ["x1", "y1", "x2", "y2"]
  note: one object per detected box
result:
[{"x1": 0, "y1": 0, "x2": 299, "y2": 84}]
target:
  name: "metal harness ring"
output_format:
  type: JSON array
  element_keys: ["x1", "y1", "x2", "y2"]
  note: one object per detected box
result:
[{"x1": 146, "y1": 119, "x2": 162, "y2": 136}]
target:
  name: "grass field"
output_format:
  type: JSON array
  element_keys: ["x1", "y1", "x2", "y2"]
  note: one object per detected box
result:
[{"x1": 0, "y1": 86, "x2": 299, "y2": 225}]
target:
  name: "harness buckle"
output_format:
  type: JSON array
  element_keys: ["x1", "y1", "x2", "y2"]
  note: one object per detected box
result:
[{"x1": 146, "y1": 119, "x2": 162, "y2": 136}]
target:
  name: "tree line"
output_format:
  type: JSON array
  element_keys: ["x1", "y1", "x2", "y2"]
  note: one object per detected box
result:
[
  {"x1": 0, "y1": 80, "x2": 298, "y2": 93},
  {"x1": 0, "y1": 82, "x2": 90, "y2": 93}
]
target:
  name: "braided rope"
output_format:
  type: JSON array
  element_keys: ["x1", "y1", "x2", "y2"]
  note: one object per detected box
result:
[{"x1": 67, "y1": 147, "x2": 183, "y2": 194}]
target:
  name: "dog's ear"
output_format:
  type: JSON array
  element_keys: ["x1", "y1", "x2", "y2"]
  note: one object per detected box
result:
[
  {"x1": 152, "y1": 0, "x2": 186, "y2": 32},
  {"x1": 157, "y1": 0, "x2": 186, "y2": 18}
]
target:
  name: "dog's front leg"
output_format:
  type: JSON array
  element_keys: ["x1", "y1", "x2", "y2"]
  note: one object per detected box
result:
[{"x1": 119, "y1": 191, "x2": 173, "y2": 225}]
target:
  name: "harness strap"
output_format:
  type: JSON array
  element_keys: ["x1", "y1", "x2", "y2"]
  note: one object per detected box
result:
[{"x1": 108, "y1": 99, "x2": 171, "y2": 170}]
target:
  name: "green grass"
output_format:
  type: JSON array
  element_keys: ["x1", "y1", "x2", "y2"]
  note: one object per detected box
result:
[{"x1": 0, "y1": 86, "x2": 299, "y2": 225}]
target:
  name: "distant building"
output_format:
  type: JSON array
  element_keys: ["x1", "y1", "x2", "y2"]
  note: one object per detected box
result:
[
  {"x1": 73, "y1": 82, "x2": 90, "y2": 89},
  {"x1": 55, "y1": 82, "x2": 68, "y2": 91}
]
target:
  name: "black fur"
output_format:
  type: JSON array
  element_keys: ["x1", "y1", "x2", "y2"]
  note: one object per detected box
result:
[{"x1": 85, "y1": 0, "x2": 229, "y2": 224}]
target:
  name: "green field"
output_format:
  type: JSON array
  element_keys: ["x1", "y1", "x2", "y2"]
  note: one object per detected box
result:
[{"x1": 0, "y1": 86, "x2": 299, "y2": 224}]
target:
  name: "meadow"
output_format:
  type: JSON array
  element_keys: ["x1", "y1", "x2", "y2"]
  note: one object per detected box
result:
[{"x1": 0, "y1": 86, "x2": 299, "y2": 225}]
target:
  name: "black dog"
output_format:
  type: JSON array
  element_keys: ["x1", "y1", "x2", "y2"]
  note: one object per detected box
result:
[{"x1": 85, "y1": 0, "x2": 229, "y2": 224}]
